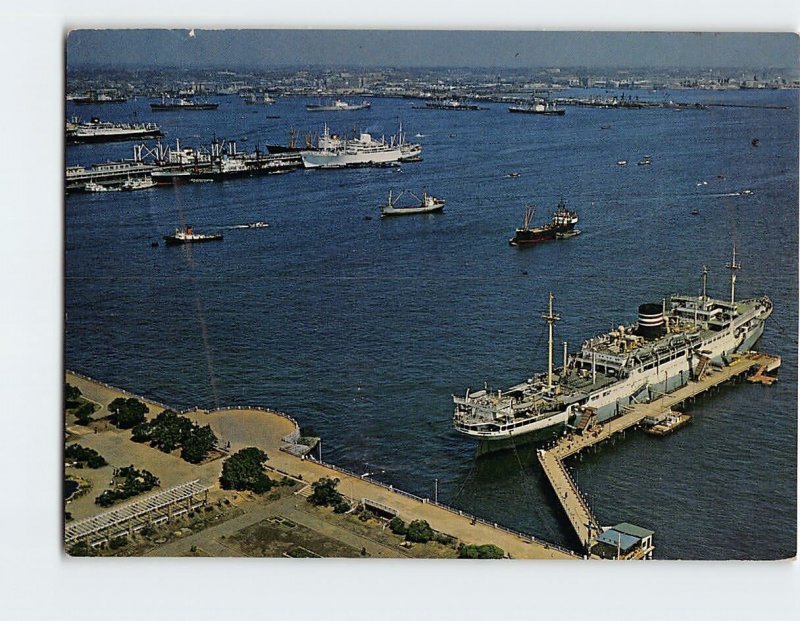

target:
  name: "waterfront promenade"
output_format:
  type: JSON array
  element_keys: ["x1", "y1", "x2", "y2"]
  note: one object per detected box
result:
[{"x1": 65, "y1": 371, "x2": 577, "y2": 559}]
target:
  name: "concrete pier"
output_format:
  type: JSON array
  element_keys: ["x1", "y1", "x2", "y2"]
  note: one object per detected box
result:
[{"x1": 537, "y1": 351, "x2": 780, "y2": 558}]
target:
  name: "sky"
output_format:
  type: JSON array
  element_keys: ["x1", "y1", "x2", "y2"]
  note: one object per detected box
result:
[{"x1": 65, "y1": 30, "x2": 800, "y2": 71}]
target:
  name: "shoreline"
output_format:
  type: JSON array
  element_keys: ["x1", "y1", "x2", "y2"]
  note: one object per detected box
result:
[{"x1": 65, "y1": 370, "x2": 578, "y2": 559}]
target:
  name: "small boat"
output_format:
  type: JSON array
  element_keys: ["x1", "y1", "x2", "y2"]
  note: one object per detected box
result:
[
  {"x1": 380, "y1": 190, "x2": 445, "y2": 217},
  {"x1": 691, "y1": 210, "x2": 700, "y2": 215},
  {"x1": 246, "y1": 221, "x2": 269, "y2": 229},
  {"x1": 83, "y1": 180, "x2": 120, "y2": 192},
  {"x1": 506, "y1": 172, "x2": 520, "y2": 178},
  {"x1": 637, "y1": 156, "x2": 652, "y2": 166},
  {"x1": 121, "y1": 176, "x2": 156, "y2": 191},
  {"x1": 555, "y1": 229, "x2": 581, "y2": 239},
  {"x1": 163, "y1": 225, "x2": 223, "y2": 245},
  {"x1": 617, "y1": 160, "x2": 628, "y2": 166}
]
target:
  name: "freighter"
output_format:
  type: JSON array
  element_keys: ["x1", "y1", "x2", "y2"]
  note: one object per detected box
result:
[
  {"x1": 306, "y1": 99, "x2": 371, "y2": 112},
  {"x1": 453, "y1": 248, "x2": 772, "y2": 449},
  {"x1": 150, "y1": 96, "x2": 219, "y2": 111},
  {"x1": 66, "y1": 117, "x2": 164, "y2": 144},
  {"x1": 508, "y1": 100, "x2": 565, "y2": 115},
  {"x1": 509, "y1": 199, "x2": 579, "y2": 245},
  {"x1": 300, "y1": 124, "x2": 420, "y2": 169}
]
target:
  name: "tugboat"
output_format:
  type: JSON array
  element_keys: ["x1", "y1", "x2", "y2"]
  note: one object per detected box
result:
[
  {"x1": 163, "y1": 225, "x2": 223, "y2": 245},
  {"x1": 380, "y1": 190, "x2": 445, "y2": 217},
  {"x1": 509, "y1": 199, "x2": 579, "y2": 246}
]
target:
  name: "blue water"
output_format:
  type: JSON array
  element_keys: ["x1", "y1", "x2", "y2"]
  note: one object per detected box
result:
[{"x1": 65, "y1": 88, "x2": 798, "y2": 559}]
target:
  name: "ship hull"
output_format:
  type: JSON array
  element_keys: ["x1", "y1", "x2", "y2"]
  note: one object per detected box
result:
[
  {"x1": 381, "y1": 204, "x2": 444, "y2": 217},
  {"x1": 67, "y1": 130, "x2": 164, "y2": 145},
  {"x1": 150, "y1": 104, "x2": 218, "y2": 111},
  {"x1": 163, "y1": 234, "x2": 223, "y2": 245},
  {"x1": 301, "y1": 148, "x2": 403, "y2": 169}
]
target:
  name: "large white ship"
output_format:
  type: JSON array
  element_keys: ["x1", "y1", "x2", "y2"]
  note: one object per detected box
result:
[
  {"x1": 453, "y1": 248, "x2": 772, "y2": 445},
  {"x1": 300, "y1": 124, "x2": 420, "y2": 169}
]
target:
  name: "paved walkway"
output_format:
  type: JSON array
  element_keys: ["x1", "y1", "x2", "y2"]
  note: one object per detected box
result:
[{"x1": 66, "y1": 372, "x2": 577, "y2": 559}]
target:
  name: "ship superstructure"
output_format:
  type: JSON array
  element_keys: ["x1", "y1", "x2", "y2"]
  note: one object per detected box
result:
[{"x1": 453, "y1": 248, "x2": 772, "y2": 443}]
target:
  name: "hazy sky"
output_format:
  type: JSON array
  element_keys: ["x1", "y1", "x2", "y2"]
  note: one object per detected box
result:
[{"x1": 66, "y1": 30, "x2": 799, "y2": 70}]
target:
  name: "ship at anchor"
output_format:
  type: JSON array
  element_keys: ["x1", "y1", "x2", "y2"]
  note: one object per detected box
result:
[
  {"x1": 509, "y1": 199, "x2": 579, "y2": 246},
  {"x1": 453, "y1": 248, "x2": 773, "y2": 451}
]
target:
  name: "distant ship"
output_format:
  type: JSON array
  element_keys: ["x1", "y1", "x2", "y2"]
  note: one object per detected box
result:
[
  {"x1": 414, "y1": 99, "x2": 483, "y2": 111},
  {"x1": 509, "y1": 199, "x2": 579, "y2": 246},
  {"x1": 244, "y1": 93, "x2": 276, "y2": 105},
  {"x1": 66, "y1": 117, "x2": 163, "y2": 144},
  {"x1": 306, "y1": 99, "x2": 371, "y2": 112},
  {"x1": 508, "y1": 100, "x2": 565, "y2": 116},
  {"x1": 150, "y1": 96, "x2": 219, "y2": 111},
  {"x1": 68, "y1": 91, "x2": 127, "y2": 104},
  {"x1": 380, "y1": 190, "x2": 445, "y2": 217},
  {"x1": 300, "y1": 124, "x2": 420, "y2": 169},
  {"x1": 163, "y1": 225, "x2": 223, "y2": 245}
]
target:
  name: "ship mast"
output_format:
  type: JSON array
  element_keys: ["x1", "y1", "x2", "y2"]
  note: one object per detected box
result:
[
  {"x1": 725, "y1": 245, "x2": 741, "y2": 307},
  {"x1": 702, "y1": 264, "x2": 708, "y2": 305},
  {"x1": 542, "y1": 292, "x2": 561, "y2": 389}
]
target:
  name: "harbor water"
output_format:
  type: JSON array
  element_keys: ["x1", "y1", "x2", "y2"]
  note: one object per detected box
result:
[{"x1": 65, "y1": 89, "x2": 798, "y2": 559}]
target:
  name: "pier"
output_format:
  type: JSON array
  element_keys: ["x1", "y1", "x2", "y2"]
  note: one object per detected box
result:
[{"x1": 537, "y1": 351, "x2": 780, "y2": 559}]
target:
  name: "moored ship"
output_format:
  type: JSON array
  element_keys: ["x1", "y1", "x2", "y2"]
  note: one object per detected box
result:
[
  {"x1": 66, "y1": 117, "x2": 163, "y2": 144},
  {"x1": 508, "y1": 100, "x2": 565, "y2": 115},
  {"x1": 509, "y1": 199, "x2": 579, "y2": 246},
  {"x1": 306, "y1": 99, "x2": 371, "y2": 112},
  {"x1": 300, "y1": 124, "x2": 419, "y2": 169},
  {"x1": 163, "y1": 225, "x2": 223, "y2": 245},
  {"x1": 453, "y1": 249, "x2": 773, "y2": 449},
  {"x1": 150, "y1": 96, "x2": 219, "y2": 111},
  {"x1": 380, "y1": 190, "x2": 445, "y2": 217}
]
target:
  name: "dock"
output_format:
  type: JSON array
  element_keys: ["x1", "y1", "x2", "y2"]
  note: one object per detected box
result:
[{"x1": 537, "y1": 351, "x2": 780, "y2": 559}]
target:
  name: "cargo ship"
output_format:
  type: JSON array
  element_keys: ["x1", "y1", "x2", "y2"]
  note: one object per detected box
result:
[
  {"x1": 453, "y1": 249, "x2": 773, "y2": 450},
  {"x1": 150, "y1": 96, "x2": 219, "y2": 111},
  {"x1": 306, "y1": 99, "x2": 371, "y2": 112},
  {"x1": 300, "y1": 124, "x2": 420, "y2": 169},
  {"x1": 66, "y1": 117, "x2": 164, "y2": 144},
  {"x1": 508, "y1": 100, "x2": 565, "y2": 115},
  {"x1": 509, "y1": 199, "x2": 579, "y2": 246},
  {"x1": 380, "y1": 190, "x2": 445, "y2": 217}
]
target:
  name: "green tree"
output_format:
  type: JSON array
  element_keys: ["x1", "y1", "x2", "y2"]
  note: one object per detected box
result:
[
  {"x1": 308, "y1": 477, "x2": 344, "y2": 507},
  {"x1": 67, "y1": 541, "x2": 95, "y2": 557},
  {"x1": 389, "y1": 517, "x2": 407, "y2": 535},
  {"x1": 405, "y1": 519, "x2": 435, "y2": 543},
  {"x1": 65, "y1": 383, "x2": 82, "y2": 408},
  {"x1": 108, "y1": 397, "x2": 149, "y2": 429},
  {"x1": 458, "y1": 543, "x2": 505, "y2": 559},
  {"x1": 65, "y1": 444, "x2": 107, "y2": 468},
  {"x1": 180, "y1": 424, "x2": 217, "y2": 464},
  {"x1": 219, "y1": 447, "x2": 272, "y2": 493},
  {"x1": 73, "y1": 402, "x2": 97, "y2": 426}
]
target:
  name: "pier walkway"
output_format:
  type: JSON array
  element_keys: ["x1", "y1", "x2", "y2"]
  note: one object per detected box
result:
[{"x1": 537, "y1": 351, "x2": 780, "y2": 557}]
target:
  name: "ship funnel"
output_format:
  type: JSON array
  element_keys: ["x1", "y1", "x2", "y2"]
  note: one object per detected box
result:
[{"x1": 637, "y1": 303, "x2": 666, "y2": 339}]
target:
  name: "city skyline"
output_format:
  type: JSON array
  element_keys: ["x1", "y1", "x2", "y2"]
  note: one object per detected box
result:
[{"x1": 66, "y1": 30, "x2": 799, "y2": 71}]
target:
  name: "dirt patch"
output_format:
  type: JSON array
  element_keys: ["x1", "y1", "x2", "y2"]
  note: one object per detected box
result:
[{"x1": 227, "y1": 517, "x2": 362, "y2": 558}]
